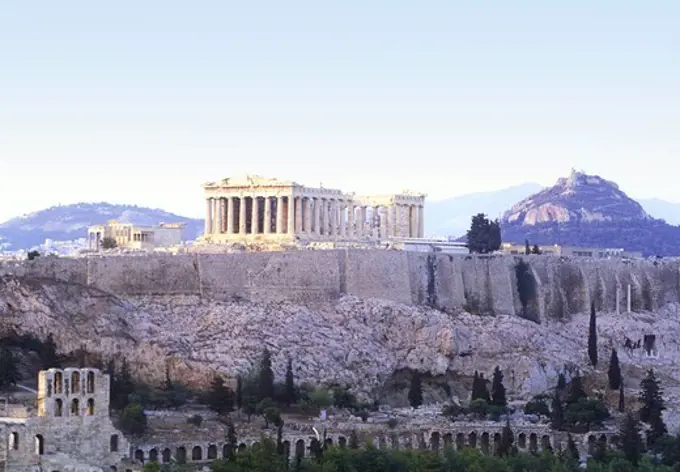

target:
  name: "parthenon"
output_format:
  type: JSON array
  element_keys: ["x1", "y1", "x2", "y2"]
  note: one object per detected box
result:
[{"x1": 202, "y1": 175, "x2": 426, "y2": 243}]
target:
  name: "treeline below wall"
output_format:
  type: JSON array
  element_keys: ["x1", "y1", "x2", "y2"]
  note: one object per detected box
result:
[{"x1": 2, "y1": 250, "x2": 679, "y2": 321}]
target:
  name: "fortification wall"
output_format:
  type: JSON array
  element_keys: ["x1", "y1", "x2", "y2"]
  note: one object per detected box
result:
[{"x1": 2, "y1": 251, "x2": 679, "y2": 320}]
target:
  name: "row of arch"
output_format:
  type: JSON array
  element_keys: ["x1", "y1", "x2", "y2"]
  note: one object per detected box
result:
[
  {"x1": 48, "y1": 370, "x2": 96, "y2": 396},
  {"x1": 8, "y1": 432, "x2": 44, "y2": 455},
  {"x1": 131, "y1": 430, "x2": 612, "y2": 464},
  {"x1": 53, "y1": 398, "x2": 95, "y2": 416}
]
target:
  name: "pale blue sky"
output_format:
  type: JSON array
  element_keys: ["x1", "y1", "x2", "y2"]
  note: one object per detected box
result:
[{"x1": 1, "y1": 1, "x2": 678, "y2": 221}]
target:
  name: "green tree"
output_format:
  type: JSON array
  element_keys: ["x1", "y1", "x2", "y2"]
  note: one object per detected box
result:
[
  {"x1": 119, "y1": 402, "x2": 147, "y2": 435},
  {"x1": 258, "y1": 348, "x2": 275, "y2": 401},
  {"x1": 564, "y1": 398, "x2": 610, "y2": 430},
  {"x1": 618, "y1": 413, "x2": 644, "y2": 465},
  {"x1": 566, "y1": 434, "x2": 579, "y2": 462},
  {"x1": 588, "y1": 302, "x2": 598, "y2": 367},
  {"x1": 498, "y1": 417, "x2": 514, "y2": 456},
  {"x1": 257, "y1": 398, "x2": 282, "y2": 428},
  {"x1": 206, "y1": 375, "x2": 235, "y2": 415},
  {"x1": 235, "y1": 375, "x2": 243, "y2": 411},
  {"x1": 111, "y1": 357, "x2": 135, "y2": 410},
  {"x1": 639, "y1": 369, "x2": 667, "y2": 447},
  {"x1": 40, "y1": 333, "x2": 61, "y2": 369},
  {"x1": 466, "y1": 213, "x2": 502, "y2": 254},
  {"x1": 224, "y1": 421, "x2": 238, "y2": 462},
  {"x1": 469, "y1": 398, "x2": 489, "y2": 419},
  {"x1": 0, "y1": 345, "x2": 21, "y2": 390},
  {"x1": 567, "y1": 376, "x2": 587, "y2": 405},
  {"x1": 332, "y1": 386, "x2": 356, "y2": 409},
  {"x1": 618, "y1": 382, "x2": 625, "y2": 413},
  {"x1": 408, "y1": 371, "x2": 423, "y2": 408},
  {"x1": 556, "y1": 373, "x2": 567, "y2": 393},
  {"x1": 524, "y1": 396, "x2": 550, "y2": 419},
  {"x1": 550, "y1": 393, "x2": 564, "y2": 430},
  {"x1": 283, "y1": 358, "x2": 296, "y2": 406},
  {"x1": 27, "y1": 250, "x2": 40, "y2": 260},
  {"x1": 491, "y1": 366, "x2": 507, "y2": 407},
  {"x1": 608, "y1": 348, "x2": 621, "y2": 390},
  {"x1": 348, "y1": 430, "x2": 359, "y2": 449},
  {"x1": 101, "y1": 237, "x2": 118, "y2": 249},
  {"x1": 531, "y1": 244, "x2": 541, "y2": 255},
  {"x1": 525, "y1": 239, "x2": 531, "y2": 255}
]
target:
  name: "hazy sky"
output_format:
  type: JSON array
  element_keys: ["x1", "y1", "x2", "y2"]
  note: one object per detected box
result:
[{"x1": 1, "y1": 1, "x2": 678, "y2": 221}]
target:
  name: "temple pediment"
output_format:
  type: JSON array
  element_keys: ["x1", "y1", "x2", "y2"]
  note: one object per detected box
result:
[{"x1": 205, "y1": 175, "x2": 296, "y2": 188}]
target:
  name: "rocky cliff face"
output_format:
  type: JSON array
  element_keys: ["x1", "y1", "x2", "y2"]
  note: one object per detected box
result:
[{"x1": 3, "y1": 261, "x2": 680, "y2": 430}]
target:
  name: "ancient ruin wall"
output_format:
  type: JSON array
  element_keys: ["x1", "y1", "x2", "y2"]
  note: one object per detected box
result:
[{"x1": 2, "y1": 251, "x2": 679, "y2": 320}]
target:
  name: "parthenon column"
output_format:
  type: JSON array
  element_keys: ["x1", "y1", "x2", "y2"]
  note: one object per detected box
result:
[
  {"x1": 215, "y1": 198, "x2": 223, "y2": 235},
  {"x1": 276, "y1": 196, "x2": 284, "y2": 234},
  {"x1": 227, "y1": 197, "x2": 235, "y2": 234},
  {"x1": 295, "y1": 197, "x2": 303, "y2": 233},
  {"x1": 205, "y1": 199, "x2": 213, "y2": 235},
  {"x1": 358, "y1": 206, "x2": 366, "y2": 237},
  {"x1": 329, "y1": 200, "x2": 337, "y2": 236},
  {"x1": 385, "y1": 205, "x2": 392, "y2": 238},
  {"x1": 339, "y1": 201, "x2": 346, "y2": 237},
  {"x1": 347, "y1": 203, "x2": 354, "y2": 238},
  {"x1": 418, "y1": 205, "x2": 425, "y2": 238},
  {"x1": 312, "y1": 198, "x2": 320, "y2": 236},
  {"x1": 287, "y1": 196, "x2": 295, "y2": 234},
  {"x1": 264, "y1": 197, "x2": 272, "y2": 234},
  {"x1": 239, "y1": 197, "x2": 247, "y2": 234},
  {"x1": 322, "y1": 199, "x2": 329, "y2": 236},
  {"x1": 305, "y1": 198, "x2": 313, "y2": 234},
  {"x1": 372, "y1": 206, "x2": 380, "y2": 239},
  {"x1": 251, "y1": 196, "x2": 260, "y2": 234}
]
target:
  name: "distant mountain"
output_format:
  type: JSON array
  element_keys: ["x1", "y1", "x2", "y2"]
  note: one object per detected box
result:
[
  {"x1": 425, "y1": 183, "x2": 543, "y2": 237},
  {"x1": 500, "y1": 170, "x2": 680, "y2": 256},
  {"x1": 0, "y1": 203, "x2": 204, "y2": 250},
  {"x1": 638, "y1": 198, "x2": 680, "y2": 225}
]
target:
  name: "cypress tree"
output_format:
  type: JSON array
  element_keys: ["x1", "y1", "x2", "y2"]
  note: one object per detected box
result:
[
  {"x1": 235, "y1": 376, "x2": 243, "y2": 411},
  {"x1": 567, "y1": 376, "x2": 587, "y2": 405},
  {"x1": 619, "y1": 414, "x2": 644, "y2": 465},
  {"x1": 408, "y1": 371, "x2": 423, "y2": 408},
  {"x1": 471, "y1": 371, "x2": 481, "y2": 401},
  {"x1": 618, "y1": 382, "x2": 625, "y2": 413},
  {"x1": 480, "y1": 374, "x2": 490, "y2": 403},
  {"x1": 531, "y1": 244, "x2": 541, "y2": 255},
  {"x1": 525, "y1": 239, "x2": 531, "y2": 255},
  {"x1": 556, "y1": 373, "x2": 567, "y2": 393},
  {"x1": 498, "y1": 417, "x2": 514, "y2": 456},
  {"x1": 258, "y1": 348, "x2": 275, "y2": 401},
  {"x1": 550, "y1": 393, "x2": 564, "y2": 430},
  {"x1": 639, "y1": 369, "x2": 667, "y2": 448},
  {"x1": 566, "y1": 434, "x2": 579, "y2": 462},
  {"x1": 608, "y1": 348, "x2": 621, "y2": 389},
  {"x1": 0, "y1": 345, "x2": 21, "y2": 390},
  {"x1": 588, "y1": 302, "x2": 598, "y2": 367},
  {"x1": 491, "y1": 366, "x2": 507, "y2": 407},
  {"x1": 40, "y1": 333, "x2": 61, "y2": 369},
  {"x1": 284, "y1": 358, "x2": 296, "y2": 406},
  {"x1": 225, "y1": 421, "x2": 238, "y2": 462}
]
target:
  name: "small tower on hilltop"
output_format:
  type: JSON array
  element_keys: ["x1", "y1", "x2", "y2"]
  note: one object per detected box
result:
[{"x1": 37, "y1": 367, "x2": 110, "y2": 419}]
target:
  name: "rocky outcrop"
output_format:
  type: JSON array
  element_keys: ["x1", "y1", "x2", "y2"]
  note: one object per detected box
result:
[{"x1": 3, "y1": 272, "x2": 680, "y2": 431}]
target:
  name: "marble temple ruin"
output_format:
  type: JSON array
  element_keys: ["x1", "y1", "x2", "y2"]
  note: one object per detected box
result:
[{"x1": 202, "y1": 175, "x2": 426, "y2": 244}]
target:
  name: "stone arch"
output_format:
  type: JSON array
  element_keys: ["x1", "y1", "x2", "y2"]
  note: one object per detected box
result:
[
  {"x1": 282, "y1": 441, "x2": 290, "y2": 462},
  {"x1": 401, "y1": 433, "x2": 413, "y2": 449},
  {"x1": 493, "y1": 433, "x2": 501, "y2": 455},
  {"x1": 176, "y1": 446, "x2": 187, "y2": 464},
  {"x1": 529, "y1": 433, "x2": 538, "y2": 453},
  {"x1": 455, "y1": 433, "x2": 464, "y2": 450},
  {"x1": 339, "y1": 436, "x2": 348, "y2": 448},
  {"x1": 71, "y1": 372, "x2": 81, "y2": 393},
  {"x1": 518, "y1": 433, "x2": 527, "y2": 449},
  {"x1": 110, "y1": 435, "x2": 119, "y2": 452},
  {"x1": 295, "y1": 439, "x2": 305, "y2": 459},
  {"x1": 54, "y1": 372, "x2": 63, "y2": 394},
  {"x1": 468, "y1": 432, "x2": 477, "y2": 448},
  {"x1": 325, "y1": 437, "x2": 333, "y2": 447},
  {"x1": 378, "y1": 435, "x2": 387, "y2": 449},
  {"x1": 587, "y1": 435, "x2": 596, "y2": 456},
  {"x1": 162, "y1": 448, "x2": 171, "y2": 463},
  {"x1": 481, "y1": 432, "x2": 490, "y2": 454},
  {"x1": 110, "y1": 467, "x2": 117, "y2": 472},
  {"x1": 70, "y1": 398, "x2": 79, "y2": 416},
  {"x1": 134, "y1": 450, "x2": 144, "y2": 463},
  {"x1": 87, "y1": 371, "x2": 95, "y2": 393},
  {"x1": 541, "y1": 435, "x2": 552, "y2": 451},
  {"x1": 389, "y1": 434, "x2": 398, "y2": 448},
  {"x1": 191, "y1": 446, "x2": 202, "y2": 461},
  {"x1": 430, "y1": 432, "x2": 441, "y2": 451},
  {"x1": 35, "y1": 434, "x2": 44, "y2": 455},
  {"x1": 599, "y1": 434, "x2": 607, "y2": 446},
  {"x1": 207, "y1": 445, "x2": 217, "y2": 460},
  {"x1": 55, "y1": 399, "x2": 63, "y2": 417},
  {"x1": 149, "y1": 449, "x2": 158, "y2": 462},
  {"x1": 86, "y1": 398, "x2": 94, "y2": 416},
  {"x1": 238, "y1": 443, "x2": 247, "y2": 452},
  {"x1": 9, "y1": 431, "x2": 19, "y2": 450}
]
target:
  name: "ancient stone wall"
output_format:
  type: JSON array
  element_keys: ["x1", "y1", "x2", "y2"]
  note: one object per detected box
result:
[{"x1": 2, "y1": 251, "x2": 679, "y2": 320}]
